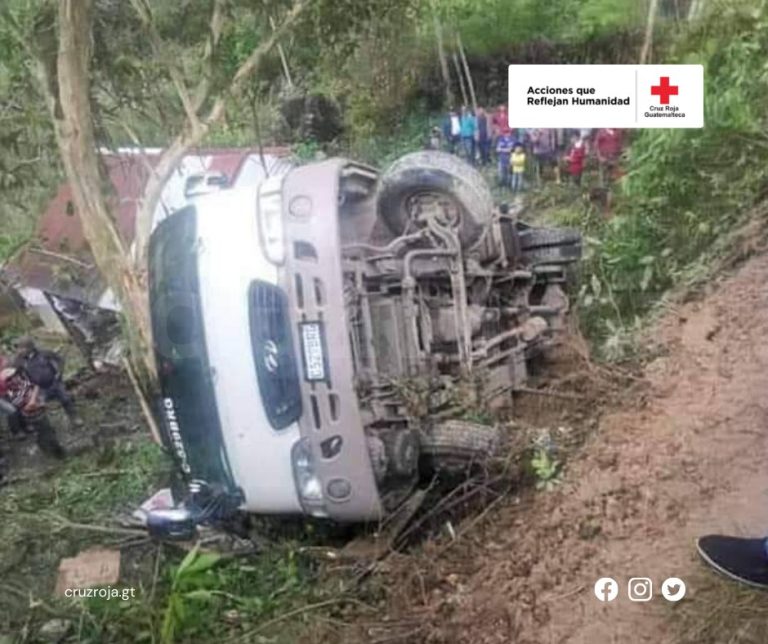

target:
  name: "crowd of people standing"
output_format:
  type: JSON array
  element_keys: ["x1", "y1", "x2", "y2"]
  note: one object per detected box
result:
[{"x1": 432, "y1": 105, "x2": 624, "y2": 194}]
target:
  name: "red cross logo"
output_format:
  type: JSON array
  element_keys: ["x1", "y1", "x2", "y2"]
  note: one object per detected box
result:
[{"x1": 651, "y1": 76, "x2": 679, "y2": 105}]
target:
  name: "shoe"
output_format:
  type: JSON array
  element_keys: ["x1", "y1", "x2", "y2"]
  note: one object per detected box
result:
[{"x1": 697, "y1": 535, "x2": 768, "y2": 589}]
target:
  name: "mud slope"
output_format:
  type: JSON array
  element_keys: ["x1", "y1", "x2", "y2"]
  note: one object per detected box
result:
[{"x1": 399, "y1": 252, "x2": 768, "y2": 644}]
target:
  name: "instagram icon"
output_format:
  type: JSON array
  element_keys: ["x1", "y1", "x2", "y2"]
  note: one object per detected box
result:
[{"x1": 628, "y1": 578, "x2": 653, "y2": 602}]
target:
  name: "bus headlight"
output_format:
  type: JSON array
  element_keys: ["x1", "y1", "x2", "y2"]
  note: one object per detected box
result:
[
  {"x1": 257, "y1": 176, "x2": 285, "y2": 265},
  {"x1": 291, "y1": 437, "x2": 328, "y2": 517}
]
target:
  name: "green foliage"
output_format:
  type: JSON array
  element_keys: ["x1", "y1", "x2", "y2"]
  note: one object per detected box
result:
[
  {"x1": 531, "y1": 447, "x2": 562, "y2": 491},
  {"x1": 62, "y1": 541, "x2": 314, "y2": 644},
  {"x1": 348, "y1": 110, "x2": 432, "y2": 168},
  {"x1": 292, "y1": 139, "x2": 324, "y2": 162},
  {"x1": 75, "y1": 541, "x2": 314, "y2": 644},
  {"x1": 0, "y1": 430, "x2": 318, "y2": 644},
  {"x1": 2, "y1": 439, "x2": 166, "y2": 522},
  {"x1": 546, "y1": 1, "x2": 768, "y2": 357},
  {"x1": 0, "y1": 231, "x2": 30, "y2": 263},
  {"x1": 434, "y1": 0, "x2": 647, "y2": 56},
  {"x1": 160, "y1": 545, "x2": 223, "y2": 644},
  {"x1": 55, "y1": 441, "x2": 167, "y2": 520}
]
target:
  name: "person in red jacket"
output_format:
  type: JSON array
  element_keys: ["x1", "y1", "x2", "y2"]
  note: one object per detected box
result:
[
  {"x1": 0, "y1": 366, "x2": 65, "y2": 458},
  {"x1": 492, "y1": 104, "x2": 512, "y2": 144},
  {"x1": 595, "y1": 128, "x2": 623, "y2": 187},
  {"x1": 565, "y1": 134, "x2": 587, "y2": 185}
]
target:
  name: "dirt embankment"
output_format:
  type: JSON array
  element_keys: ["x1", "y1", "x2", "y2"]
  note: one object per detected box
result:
[{"x1": 323, "y1": 251, "x2": 768, "y2": 644}]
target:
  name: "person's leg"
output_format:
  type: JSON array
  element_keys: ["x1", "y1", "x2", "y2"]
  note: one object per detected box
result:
[
  {"x1": 498, "y1": 162, "x2": 507, "y2": 188},
  {"x1": 464, "y1": 138, "x2": 475, "y2": 164},
  {"x1": 45, "y1": 381, "x2": 78, "y2": 423},
  {"x1": 697, "y1": 535, "x2": 768, "y2": 589},
  {"x1": 31, "y1": 413, "x2": 65, "y2": 459},
  {"x1": 7, "y1": 410, "x2": 30, "y2": 438}
]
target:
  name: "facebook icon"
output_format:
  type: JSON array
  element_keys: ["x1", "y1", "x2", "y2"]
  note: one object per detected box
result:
[{"x1": 594, "y1": 577, "x2": 619, "y2": 602}]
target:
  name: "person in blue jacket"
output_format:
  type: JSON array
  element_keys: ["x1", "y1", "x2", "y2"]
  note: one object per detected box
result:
[{"x1": 459, "y1": 106, "x2": 477, "y2": 164}]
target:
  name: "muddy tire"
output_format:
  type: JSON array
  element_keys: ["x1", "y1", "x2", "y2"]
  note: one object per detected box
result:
[
  {"x1": 419, "y1": 420, "x2": 499, "y2": 473},
  {"x1": 523, "y1": 243, "x2": 582, "y2": 266},
  {"x1": 376, "y1": 151, "x2": 494, "y2": 248},
  {"x1": 519, "y1": 227, "x2": 581, "y2": 250}
]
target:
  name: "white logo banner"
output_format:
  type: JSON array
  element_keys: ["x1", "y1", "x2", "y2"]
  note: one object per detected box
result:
[{"x1": 508, "y1": 64, "x2": 704, "y2": 128}]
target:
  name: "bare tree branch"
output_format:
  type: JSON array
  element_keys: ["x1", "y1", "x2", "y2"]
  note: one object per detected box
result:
[
  {"x1": 116, "y1": 120, "x2": 158, "y2": 178},
  {"x1": 193, "y1": 0, "x2": 227, "y2": 111},
  {"x1": 269, "y1": 14, "x2": 294, "y2": 88},
  {"x1": 132, "y1": 0, "x2": 309, "y2": 269},
  {"x1": 429, "y1": 0, "x2": 454, "y2": 107},
  {"x1": 128, "y1": 0, "x2": 203, "y2": 134},
  {"x1": 457, "y1": 32, "x2": 477, "y2": 113}
]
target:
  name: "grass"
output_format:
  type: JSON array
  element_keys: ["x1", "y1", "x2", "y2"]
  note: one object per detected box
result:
[
  {"x1": 669, "y1": 568, "x2": 768, "y2": 644},
  {"x1": 0, "y1": 366, "x2": 329, "y2": 644},
  {"x1": 0, "y1": 429, "x2": 328, "y2": 643},
  {"x1": 72, "y1": 540, "x2": 321, "y2": 644}
]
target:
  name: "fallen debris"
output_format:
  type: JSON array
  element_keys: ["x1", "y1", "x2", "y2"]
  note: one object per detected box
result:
[{"x1": 54, "y1": 548, "x2": 121, "y2": 597}]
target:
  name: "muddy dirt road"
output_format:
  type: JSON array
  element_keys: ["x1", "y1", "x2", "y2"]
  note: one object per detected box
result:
[{"x1": 331, "y1": 252, "x2": 768, "y2": 644}]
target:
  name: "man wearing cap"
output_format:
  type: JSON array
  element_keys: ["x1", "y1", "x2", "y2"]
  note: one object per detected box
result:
[
  {"x1": 0, "y1": 365, "x2": 65, "y2": 459},
  {"x1": 13, "y1": 338, "x2": 80, "y2": 427}
]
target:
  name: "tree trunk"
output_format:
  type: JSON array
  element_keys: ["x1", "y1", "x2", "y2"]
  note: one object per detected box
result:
[
  {"x1": 687, "y1": 0, "x2": 702, "y2": 21},
  {"x1": 452, "y1": 52, "x2": 468, "y2": 107},
  {"x1": 429, "y1": 0, "x2": 454, "y2": 107},
  {"x1": 457, "y1": 33, "x2": 477, "y2": 113},
  {"x1": 640, "y1": 0, "x2": 660, "y2": 64},
  {"x1": 54, "y1": 0, "x2": 155, "y2": 385}
]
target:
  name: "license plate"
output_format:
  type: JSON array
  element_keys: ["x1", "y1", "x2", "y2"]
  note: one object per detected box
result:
[{"x1": 300, "y1": 322, "x2": 326, "y2": 381}]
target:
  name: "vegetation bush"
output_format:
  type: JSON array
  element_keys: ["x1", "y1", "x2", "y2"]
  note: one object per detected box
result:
[{"x1": 551, "y1": 1, "x2": 768, "y2": 356}]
